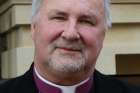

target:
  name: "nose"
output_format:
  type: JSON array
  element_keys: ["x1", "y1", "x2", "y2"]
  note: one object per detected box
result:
[{"x1": 61, "y1": 20, "x2": 80, "y2": 41}]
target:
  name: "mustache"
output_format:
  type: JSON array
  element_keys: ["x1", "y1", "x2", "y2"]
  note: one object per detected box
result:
[{"x1": 53, "y1": 38, "x2": 85, "y2": 51}]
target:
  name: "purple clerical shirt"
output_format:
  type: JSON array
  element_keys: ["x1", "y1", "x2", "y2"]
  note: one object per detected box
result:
[{"x1": 33, "y1": 67, "x2": 93, "y2": 93}]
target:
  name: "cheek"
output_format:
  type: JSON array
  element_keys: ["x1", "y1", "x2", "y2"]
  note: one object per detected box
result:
[
  {"x1": 79, "y1": 28, "x2": 105, "y2": 66},
  {"x1": 79, "y1": 27, "x2": 105, "y2": 54},
  {"x1": 38, "y1": 22, "x2": 63, "y2": 44},
  {"x1": 80, "y1": 28, "x2": 101, "y2": 47}
]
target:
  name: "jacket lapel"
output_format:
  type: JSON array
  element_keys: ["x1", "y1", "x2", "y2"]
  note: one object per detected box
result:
[
  {"x1": 17, "y1": 64, "x2": 39, "y2": 93},
  {"x1": 89, "y1": 70, "x2": 123, "y2": 93}
]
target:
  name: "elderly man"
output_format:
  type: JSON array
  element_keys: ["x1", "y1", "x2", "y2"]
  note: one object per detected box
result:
[{"x1": 0, "y1": 0, "x2": 140, "y2": 93}]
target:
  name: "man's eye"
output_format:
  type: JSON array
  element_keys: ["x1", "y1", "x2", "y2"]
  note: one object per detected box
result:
[
  {"x1": 50, "y1": 16, "x2": 66, "y2": 21},
  {"x1": 79, "y1": 20, "x2": 96, "y2": 26}
]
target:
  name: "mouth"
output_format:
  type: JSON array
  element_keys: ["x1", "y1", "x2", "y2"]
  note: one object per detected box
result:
[
  {"x1": 55, "y1": 47, "x2": 82, "y2": 53},
  {"x1": 61, "y1": 47, "x2": 80, "y2": 51}
]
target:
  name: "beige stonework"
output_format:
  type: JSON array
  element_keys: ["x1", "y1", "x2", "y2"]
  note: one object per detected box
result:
[
  {"x1": 1, "y1": 48, "x2": 34, "y2": 78},
  {"x1": 0, "y1": 0, "x2": 140, "y2": 78},
  {"x1": 6, "y1": 26, "x2": 33, "y2": 50},
  {"x1": 111, "y1": 0, "x2": 140, "y2": 3},
  {"x1": 96, "y1": 24, "x2": 140, "y2": 74},
  {"x1": 111, "y1": 4, "x2": 140, "y2": 23},
  {"x1": 0, "y1": 5, "x2": 31, "y2": 33}
]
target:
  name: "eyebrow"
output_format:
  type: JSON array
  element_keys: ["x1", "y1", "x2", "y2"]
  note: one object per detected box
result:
[
  {"x1": 79, "y1": 14, "x2": 96, "y2": 20},
  {"x1": 47, "y1": 9, "x2": 68, "y2": 16},
  {"x1": 82, "y1": 10, "x2": 99, "y2": 19}
]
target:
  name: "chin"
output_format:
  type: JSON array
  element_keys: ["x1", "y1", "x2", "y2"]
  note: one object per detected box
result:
[{"x1": 48, "y1": 56, "x2": 86, "y2": 73}]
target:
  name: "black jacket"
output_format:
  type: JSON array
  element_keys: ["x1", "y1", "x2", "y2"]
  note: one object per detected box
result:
[{"x1": 0, "y1": 66, "x2": 140, "y2": 93}]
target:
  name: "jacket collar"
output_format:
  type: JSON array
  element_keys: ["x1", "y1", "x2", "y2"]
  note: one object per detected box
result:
[
  {"x1": 33, "y1": 66, "x2": 93, "y2": 93},
  {"x1": 22, "y1": 64, "x2": 123, "y2": 93}
]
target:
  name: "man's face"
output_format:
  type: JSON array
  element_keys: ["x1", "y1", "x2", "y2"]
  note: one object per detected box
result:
[{"x1": 32, "y1": 0, "x2": 106, "y2": 75}]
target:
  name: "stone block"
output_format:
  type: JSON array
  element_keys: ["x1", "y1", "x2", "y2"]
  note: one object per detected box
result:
[
  {"x1": 11, "y1": 5, "x2": 31, "y2": 26},
  {"x1": 96, "y1": 23, "x2": 140, "y2": 75},
  {"x1": 111, "y1": 0, "x2": 140, "y2": 3},
  {"x1": 111, "y1": 4, "x2": 140, "y2": 23},
  {"x1": 0, "y1": 3, "x2": 31, "y2": 33},
  {"x1": 1, "y1": 47, "x2": 34, "y2": 78},
  {"x1": 0, "y1": 8, "x2": 12, "y2": 33},
  {"x1": 6, "y1": 25, "x2": 33, "y2": 49}
]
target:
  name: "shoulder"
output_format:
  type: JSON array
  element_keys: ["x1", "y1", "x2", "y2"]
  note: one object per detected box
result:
[
  {"x1": 94, "y1": 70, "x2": 140, "y2": 93},
  {"x1": 0, "y1": 67, "x2": 37, "y2": 93},
  {"x1": 0, "y1": 76, "x2": 25, "y2": 93}
]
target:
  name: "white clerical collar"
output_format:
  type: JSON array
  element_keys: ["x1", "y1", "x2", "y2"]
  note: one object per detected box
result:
[{"x1": 34, "y1": 67, "x2": 90, "y2": 93}]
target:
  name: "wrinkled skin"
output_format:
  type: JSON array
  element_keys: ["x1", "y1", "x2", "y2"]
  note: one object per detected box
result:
[{"x1": 32, "y1": 0, "x2": 106, "y2": 85}]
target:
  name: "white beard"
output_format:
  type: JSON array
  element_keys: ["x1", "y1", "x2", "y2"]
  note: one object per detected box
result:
[{"x1": 47, "y1": 49, "x2": 86, "y2": 73}]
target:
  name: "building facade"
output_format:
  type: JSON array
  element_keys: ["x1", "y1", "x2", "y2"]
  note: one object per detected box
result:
[{"x1": 0, "y1": 0, "x2": 140, "y2": 84}]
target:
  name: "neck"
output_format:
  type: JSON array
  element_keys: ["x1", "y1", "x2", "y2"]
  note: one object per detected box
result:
[
  {"x1": 34, "y1": 67, "x2": 93, "y2": 93},
  {"x1": 34, "y1": 63, "x2": 93, "y2": 86}
]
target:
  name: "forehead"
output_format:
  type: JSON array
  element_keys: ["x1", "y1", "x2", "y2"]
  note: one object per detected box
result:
[{"x1": 41, "y1": 0, "x2": 104, "y2": 15}]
